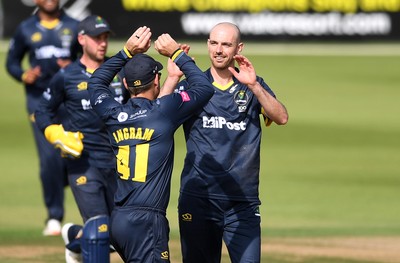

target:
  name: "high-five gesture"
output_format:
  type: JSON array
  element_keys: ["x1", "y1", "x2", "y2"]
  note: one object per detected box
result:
[
  {"x1": 154, "y1": 33, "x2": 180, "y2": 57},
  {"x1": 124, "y1": 26, "x2": 152, "y2": 55}
]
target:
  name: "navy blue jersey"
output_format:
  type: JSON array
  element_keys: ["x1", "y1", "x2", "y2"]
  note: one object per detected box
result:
[
  {"x1": 89, "y1": 50, "x2": 214, "y2": 212},
  {"x1": 6, "y1": 11, "x2": 80, "y2": 113},
  {"x1": 178, "y1": 69, "x2": 276, "y2": 202},
  {"x1": 35, "y1": 59, "x2": 128, "y2": 168}
]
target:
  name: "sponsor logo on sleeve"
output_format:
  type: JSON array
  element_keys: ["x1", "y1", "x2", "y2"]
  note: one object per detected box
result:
[
  {"x1": 94, "y1": 94, "x2": 109, "y2": 105},
  {"x1": 180, "y1": 91, "x2": 191, "y2": 102}
]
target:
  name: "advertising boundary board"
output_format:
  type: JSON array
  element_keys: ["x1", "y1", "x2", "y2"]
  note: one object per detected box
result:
[{"x1": 1, "y1": 0, "x2": 400, "y2": 41}]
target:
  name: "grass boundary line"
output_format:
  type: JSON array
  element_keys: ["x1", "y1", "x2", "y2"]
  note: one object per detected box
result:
[{"x1": 2, "y1": 40, "x2": 400, "y2": 56}]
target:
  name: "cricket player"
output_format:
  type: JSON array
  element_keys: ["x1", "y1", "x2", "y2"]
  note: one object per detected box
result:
[
  {"x1": 5, "y1": 0, "x2": 81, "y2": 236},
  {"x1": 88, "y1": 27, "x2": 215, "y2": 262},
  {"x1": 35, "y1": 15, "x2": 128, "y2": 263},
  {"x1": 176, "y1": 22, "x2": 289, "y2": 263}
]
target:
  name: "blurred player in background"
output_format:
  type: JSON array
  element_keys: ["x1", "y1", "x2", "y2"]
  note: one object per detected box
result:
[
  {"x1": 176, "y1": 22, "x2": 289, "y2": 263},
  {"x1": 88, "y1": 27, "x2": 214, "y2": 262},
  {"x1": 35, "y1": 15, "x2": 128, "y2": 263},
  {"x1": 5, "y1": 0, "x2": 80, "y2": 236}
]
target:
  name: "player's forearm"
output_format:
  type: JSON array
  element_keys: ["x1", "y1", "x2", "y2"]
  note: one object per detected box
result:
[
  {"x1": 253, "y1": 86, "x2": 288, "y2": 125},
  {"x1": 159, "y1": 75, "x2": 180, "y2": 98},
  {"x1": 6, "y1": 58, "x2": 24, "y2": 82},
  {"x1": 89, "y1": 49, "x2": 131, "y2": 119},
  {"x1": 35, "y1": 91, "x2": 61, "y2": 132},
  {"x1": 35, "y1": 106, "x2": 57, "y2": 133},
  {"x1": 89, "y1": 49, "x2": 129, "y2": 102}
]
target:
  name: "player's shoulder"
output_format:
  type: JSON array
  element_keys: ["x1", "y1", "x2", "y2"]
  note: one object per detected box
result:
[
  {"x1": 255, "y1": 75, "x2": 270, "y2": 88},
  {"x1": 178, "y1": 68, "x2": 212, "y2": 88},
  {"x1": 55, "y1": 60, "x2": 80, "y2": 76},
  {"x1": 17, "y1": 15, "x2": 38, "y2": 30},
  {"x1": 60, "y1": 11, "x2": 80, "y2": 25},
  {"x1": 24, "y1": 14, "x2": 39, "y2": 23},
  {"x1": 204, "y1": 68, "x2": 213, "y2": 79}
]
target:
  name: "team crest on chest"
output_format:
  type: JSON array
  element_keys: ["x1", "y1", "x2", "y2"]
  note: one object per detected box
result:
[
  {"x1": 234, "y1": 90, "x2": 249, "y2": 113},
  {"x1": 77, "y1": 82, "x2": 88, "y2": 91},
  {"x1": 59, "y1": 28, "x2": 74, "y2": 49},
  {"x1": 31, "y1": 32, "x2": 42, "y2": 42}
]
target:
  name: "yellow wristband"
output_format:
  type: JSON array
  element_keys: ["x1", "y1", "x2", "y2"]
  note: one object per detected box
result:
[
  {"x1": 123, "y1": 46, "x2": 133, "y2": 58},
  {"x1": 171, "y1": 49, "x2": 183, "y2": 61}
]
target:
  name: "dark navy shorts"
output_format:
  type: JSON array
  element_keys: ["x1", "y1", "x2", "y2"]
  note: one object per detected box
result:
[
  {"x1": 110, "y1": 206, "x2": 170, "y2": 263},
  {"x1": 178, "y1": 193, "x2": 261, "y2": 263},
  {"x1": 67, "y1": 157, "x2": 116, "y2": 222}
]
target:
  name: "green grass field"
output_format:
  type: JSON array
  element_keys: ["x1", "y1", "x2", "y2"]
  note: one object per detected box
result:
[{"x1": 0, "y1": 40, "x2": 400, "y2": 262}]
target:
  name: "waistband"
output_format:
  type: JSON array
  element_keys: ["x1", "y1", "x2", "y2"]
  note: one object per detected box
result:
[{"x1": 114, "y1": 205, "x2": 166, "y2": 216}]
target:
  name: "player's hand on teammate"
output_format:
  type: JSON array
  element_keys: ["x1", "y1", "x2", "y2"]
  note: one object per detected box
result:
[
  {"x1": 124, "y1": 26, "x2": 152, "y2": 56},
  {"x1": 44, "y1": 124, "x2": 84, "y2": 158},
  {"x1": 22, "y1": 66, "x2": 41, "y2": 85},
  {"x1": 228, "y1": 55, "x2": 257, "y2": 88}
]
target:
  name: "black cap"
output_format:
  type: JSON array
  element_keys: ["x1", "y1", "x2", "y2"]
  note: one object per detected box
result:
[
  {"x1": 78, "y1": 15, "x2": 112, "y2": 36},
  {"x1": 124, "y1": 54, "x2": 163, "y2": 88}
]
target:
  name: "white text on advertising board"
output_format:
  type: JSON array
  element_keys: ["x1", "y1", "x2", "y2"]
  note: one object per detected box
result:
[{"x1": 181, "y1": 12, "x2": 391, "y2": 36}]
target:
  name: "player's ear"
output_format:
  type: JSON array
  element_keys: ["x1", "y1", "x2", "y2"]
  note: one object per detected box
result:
[
  {"x1": 237, "y1": 42, "x2": 244, "y2": 54},
  {"x1": 77, "y1": 34, "x2": 85, "y2": 46},
  {"x1": 122, "y1": 78, "x2": 129, "y2": 90}
]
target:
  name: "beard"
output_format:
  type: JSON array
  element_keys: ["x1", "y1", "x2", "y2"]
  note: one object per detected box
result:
[
  {"x1": 211, "y1": 56, "x2": 234, "y2": 70},
  {"x1": 38, "y1": 1, "x2": 60, "y2": 16}
]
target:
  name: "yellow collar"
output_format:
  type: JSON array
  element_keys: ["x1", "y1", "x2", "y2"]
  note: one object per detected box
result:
[
  {"x1": 212, "y1": 80, "x2": 234, "y2": 91},
  {"x1": 40, "y1": 19, "x2": 60, "y2": 29},
  {"x1": 86, "y1": 68, "x2": 95, "y2": 74}
]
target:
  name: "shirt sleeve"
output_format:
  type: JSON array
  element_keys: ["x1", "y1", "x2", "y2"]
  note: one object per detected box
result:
[
  {"x1": 89, "y1": 50, "x2": 130, "y2": 119},
  {"x1": 157, "y1": 52, "x2": 215, "y2": 126},
  {"x1": 35, "y1": 70, "x2": 66, "y2": 131},
  {"x1": 6, "y1": 24, "x2": 28, "y2": 82}
]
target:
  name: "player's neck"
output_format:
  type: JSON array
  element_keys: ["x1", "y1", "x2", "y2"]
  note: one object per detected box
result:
[
  {"x1": 37, "y1": 10, "x2": 61, "y2": 22},
  {"x1": 211, "y1": 67, "x2": 233, "y2": 86},
  {"x1": 133, "y1": 89, "x2": 156, "y2": 100},
  {"x1": 80, "y1": 56, "x2": 103, "y2": 72}
]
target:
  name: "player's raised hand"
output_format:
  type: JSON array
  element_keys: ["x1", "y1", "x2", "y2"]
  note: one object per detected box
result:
[
  {"x1": 228, "y1": 55, "x2": 257, "y2": 87},
  {"x1": 158, "y1": 41, "x2": 193, "y2": 98},
  {"x1": 154, "y1": 33, "x2": 180, "y2": 57},
  {"x1": 125, "y1": 26, "x2": 152, "y2": 55},
  {"x1": 165, "y1": 43, "x2": 191, "y2": 79}
]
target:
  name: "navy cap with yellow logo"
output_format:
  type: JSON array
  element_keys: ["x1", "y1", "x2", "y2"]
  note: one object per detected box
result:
[
  {"x1": 124, "y1": 54, "x2": 163, "y2": 88},
  {"x1": 78, "y1": 15, "x2": 112, "y2": 36}
]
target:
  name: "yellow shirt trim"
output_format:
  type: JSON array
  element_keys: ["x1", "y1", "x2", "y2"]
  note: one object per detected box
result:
[
  {"x1": 40, "y1": 19, "x2": 60, "y2": 29},
  {"x1": 212, "y1": 80, "x2": 234, "y2": 91}
]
